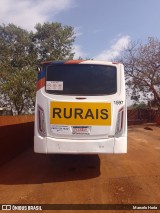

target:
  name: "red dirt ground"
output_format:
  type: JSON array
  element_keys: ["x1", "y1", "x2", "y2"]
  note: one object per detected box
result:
[
  {"x1": 0, "y1": 124, "x2": 160, "y2": 213},
  {"x1": 0, "y1": 115, "x2": 34, "y2": 166},
  {"x1": 0, "y1": 115, "x2": 34, "y2": 126}
]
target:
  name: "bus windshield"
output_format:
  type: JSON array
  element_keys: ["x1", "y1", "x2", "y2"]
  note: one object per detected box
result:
[{"x1": 46, "y1": 64, "x2": 117, "y2": 95}]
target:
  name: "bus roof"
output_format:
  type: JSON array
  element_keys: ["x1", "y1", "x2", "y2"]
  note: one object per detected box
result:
[{"x1": 40, "y1": 60, "x2": 121, "y2": 65}]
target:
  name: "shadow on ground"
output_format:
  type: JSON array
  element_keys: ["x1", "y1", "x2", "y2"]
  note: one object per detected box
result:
[
  {"x1": 0, "y1": 149, "x2": 100, "y2": 184},
  {"x1": 0, "y1": 122, "x2": 34, "y2": 166}
]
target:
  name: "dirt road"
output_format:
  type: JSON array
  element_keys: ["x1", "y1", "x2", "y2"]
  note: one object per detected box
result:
[{"x1": 0, "y1": 124, "x2": 160, "y2": 212}]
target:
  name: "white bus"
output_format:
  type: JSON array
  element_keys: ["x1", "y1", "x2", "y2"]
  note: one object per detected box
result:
[{"x1": 34, "y1": 60, "x2": 127, "y2": 154}]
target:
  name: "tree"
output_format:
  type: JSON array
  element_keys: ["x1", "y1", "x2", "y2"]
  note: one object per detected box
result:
[
  {"x1": 0, "y1": 24, "x2": 36, "y2": 68},
  {"x1": 33, "y1": 22, "x2": 75, "y2": 62},
  {"x1": 0, "y1": 22, "x2": 75, "y2": 114},
  {"x1": 119, "y1": 37, "x2": 160, "y2": 107},
  {"x1": 128, "y1": 102, "x2": 148, "y2": 109},
  {"x1": 0, "y1": 67, "x2": 36, "y2": 114},
  {"x1": 0, "y1": 24, "x2": 37, "y2": 114}
]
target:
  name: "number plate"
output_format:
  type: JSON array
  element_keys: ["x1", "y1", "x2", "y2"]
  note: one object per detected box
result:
[{"x1": 72, "y1": 126, "x2": 90, "y2": 135}]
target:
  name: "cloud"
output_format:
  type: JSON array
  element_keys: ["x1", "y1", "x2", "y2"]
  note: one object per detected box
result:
[
  {"x1": 0, "y1": 0, "x2": 75, "y2": 31},
  {"x1": 95, "y1": 35, "x2": 131, "y2": 61},
  {"x1": 73, "y1": 35, "x2": 130, "y2": 60},
  {"x1": 73, "y1": 44, "x2": 87, "y2": 59}
]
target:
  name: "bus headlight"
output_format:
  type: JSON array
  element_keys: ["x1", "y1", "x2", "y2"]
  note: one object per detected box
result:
[{"x1": 37, "y1": 105, "x2": 46, "y2": 136}]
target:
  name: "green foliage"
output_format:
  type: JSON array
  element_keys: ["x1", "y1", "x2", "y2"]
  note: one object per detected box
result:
[
  {"x1": 33, "y1": 22, "x2": 75, "y2": 61},
  {"x1": 128, "y1": 102, "x2": 148, "y2": 109},
  {"x1": 1, "y1": 67, "x2": 36, "y2": 114},
  {"x1": 0, "y1": 22, "x2": 75, "y2": 114},
  {"x1": 0, "y1": 24, "x2": 35, "y2": 68}
]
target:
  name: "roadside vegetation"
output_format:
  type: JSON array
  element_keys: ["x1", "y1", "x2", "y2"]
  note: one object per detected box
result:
[
  {"x1": 119, "y1": 37, "x2": 160, "y2": 108},
  {"x1": 0, "y1": 23, "x2": 75, "y2": 114},
  {"x1": 0, "y1": 23, "x2": 159, "y2": 114}
]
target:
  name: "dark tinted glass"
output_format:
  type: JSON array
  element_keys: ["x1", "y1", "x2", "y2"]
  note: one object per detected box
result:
[{"x1": 46, "y1": 64, "x2": 117, "y2": 95}]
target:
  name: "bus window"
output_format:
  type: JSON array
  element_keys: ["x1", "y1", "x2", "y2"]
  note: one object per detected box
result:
[{"x1": 46, "y1": 64, "x2": 117, "y2": 95}]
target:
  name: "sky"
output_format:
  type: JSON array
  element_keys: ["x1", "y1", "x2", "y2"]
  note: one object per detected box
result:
[{"x1": 1, "y1": 0, "x2": 160, "y2": 61}]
